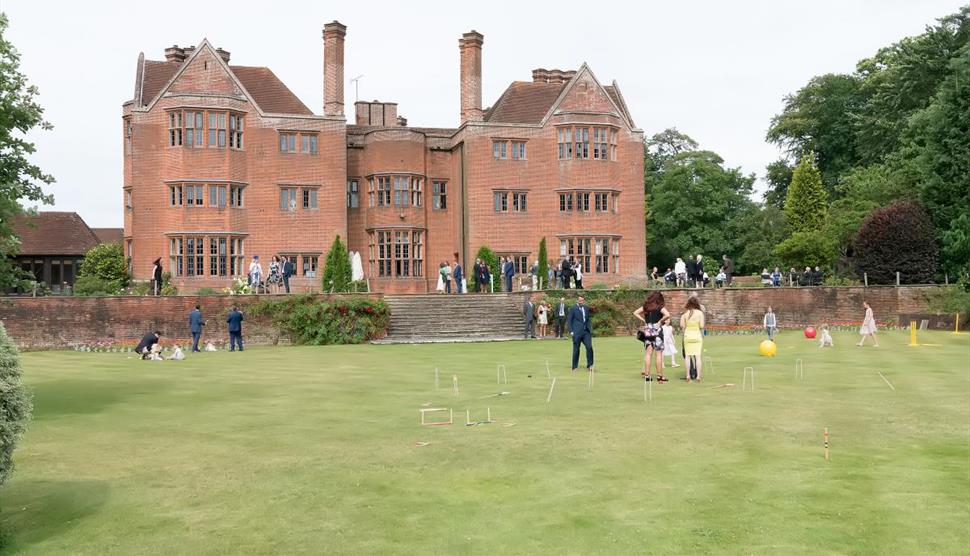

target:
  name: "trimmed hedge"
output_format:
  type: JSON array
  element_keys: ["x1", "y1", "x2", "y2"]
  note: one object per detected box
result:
[
  {"x1": 0, "y1": 322, "x2": 32, "y2": 487},
  {"x1": 248, "y1": 295, "x2": 389, "y2": 345}
]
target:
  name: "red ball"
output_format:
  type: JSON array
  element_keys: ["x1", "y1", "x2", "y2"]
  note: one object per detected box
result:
[{"x1": 804, "y1": 326, "x2": 817, "y2": 339}]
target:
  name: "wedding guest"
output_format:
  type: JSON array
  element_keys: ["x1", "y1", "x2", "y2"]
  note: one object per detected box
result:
[{"x1": 857, "y1": 301, "x2": 879, "y2": 347}]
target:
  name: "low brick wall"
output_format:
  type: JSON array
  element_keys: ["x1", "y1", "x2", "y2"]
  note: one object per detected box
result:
[
  {"x1": 0, "y1": 286, "x2": 951, "y2": 349},
  {"x1": 516, "y1": 285, "x2": 947, "y2": 329},
  {"x1": 0, "y1": 293, "x2": 382, "y2": 350}
]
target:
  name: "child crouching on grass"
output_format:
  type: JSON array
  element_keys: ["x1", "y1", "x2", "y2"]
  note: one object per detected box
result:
[{"x1": 818, "y1": 324, "x2": 834, "y2": 348}]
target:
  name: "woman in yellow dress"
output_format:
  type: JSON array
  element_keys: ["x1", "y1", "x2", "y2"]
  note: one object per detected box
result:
[{"x1": 680, "y1": 296, "x2": 705, "y2": 383}]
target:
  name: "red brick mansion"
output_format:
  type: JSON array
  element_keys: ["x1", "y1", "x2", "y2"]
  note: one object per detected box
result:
[{"x1": 122, "y1": 22, "x2": 645, "y2": 293}]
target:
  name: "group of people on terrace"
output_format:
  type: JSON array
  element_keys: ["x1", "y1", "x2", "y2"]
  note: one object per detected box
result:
[{"x1": 435, "y1": 255, "x2": 591, "y2": 294}]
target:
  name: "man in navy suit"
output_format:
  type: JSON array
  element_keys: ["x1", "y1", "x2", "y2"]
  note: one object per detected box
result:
[
  {"x1": 504, "y1": 258, "x2": 515, "y2": 292},
  {"x1": 227, "y1": 306, "x2": 244, "y2": 352},
  {"x1": 568, "y1": 296, "x2": 594, "y2": 371},
  {"x1": 189, "y1": 304, "x2": 205, "y2": 352},
  {"x1": 282, "y1": 256, "x2": 294, "y2": 293},
  {"x1": 453, "y1": 256, "x2": 463, "y2": 294}
]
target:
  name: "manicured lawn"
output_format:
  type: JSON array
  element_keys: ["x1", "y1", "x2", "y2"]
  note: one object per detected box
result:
[{"x1": 2, "y1": 331, "x2": 968, "y2": 555}]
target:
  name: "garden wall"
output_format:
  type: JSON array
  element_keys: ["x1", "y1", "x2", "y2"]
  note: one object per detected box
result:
[
  {"x1": 525, "y1": 285, "x2": 948, "y2": 334},
  {"x1": 0, "y1": 285, "x2": 951, "y2": 349},
  {"x1": 0, "y1": 293, "x2": 382, "y2": 349}
]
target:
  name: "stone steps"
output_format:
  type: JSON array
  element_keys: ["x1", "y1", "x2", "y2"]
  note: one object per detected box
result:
[{"x1": 379, "y1": 293, "x2": 527, "y2": 343}]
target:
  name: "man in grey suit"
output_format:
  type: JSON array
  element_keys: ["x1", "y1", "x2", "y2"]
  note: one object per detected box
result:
[{"x1": 523, "y1": 295, "x2": 537, "y2": 339}]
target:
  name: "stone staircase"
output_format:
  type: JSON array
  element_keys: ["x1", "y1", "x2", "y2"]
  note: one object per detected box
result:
[{"x1": 377, "y1": 293, "x2": 526, "y2": 343}]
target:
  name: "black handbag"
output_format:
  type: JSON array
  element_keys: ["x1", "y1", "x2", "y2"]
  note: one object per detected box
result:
[{"x1": 636, "y1": 329, "x2": 647, "y2": 342}]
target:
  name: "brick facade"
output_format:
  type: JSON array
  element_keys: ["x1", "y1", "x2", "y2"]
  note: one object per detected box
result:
[{"x1": 124, "y1": 23, "x2": 645, "y2": 294}]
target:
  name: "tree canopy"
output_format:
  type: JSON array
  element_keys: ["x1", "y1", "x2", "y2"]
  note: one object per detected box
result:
[{"x1": 0, "y1": 13, "x2": 55, "y2": 289}]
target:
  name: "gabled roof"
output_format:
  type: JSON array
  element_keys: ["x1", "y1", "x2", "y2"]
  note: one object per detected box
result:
[
  {"x1": 135, "y1": 41, "x2": 312, "y2": 116},
  {"x1": 484, "y1": 82, "x2": 567, "y2": 124},
  {"x1": 91, "y1": 228, "x2": 124, "y2": 245},
  {"x1": 12, "y1": 212, "x2": 102, "y2": 256},
  {"x1": 484, "y1": 65, "x2": 636, "y2": 129}
]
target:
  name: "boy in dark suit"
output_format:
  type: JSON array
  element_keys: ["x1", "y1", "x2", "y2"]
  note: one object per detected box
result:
[{"x1": 568, "y1": 296, "x2": 594, "y2": 371}]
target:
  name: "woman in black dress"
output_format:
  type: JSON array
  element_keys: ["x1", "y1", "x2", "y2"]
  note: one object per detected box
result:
[{"x1": 633, "y1": 291, "x2": 671, "y2": 382}]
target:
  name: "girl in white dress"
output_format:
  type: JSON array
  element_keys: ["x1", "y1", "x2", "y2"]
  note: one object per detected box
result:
[
  {"x1": 662, "y1": 323, "x2": 679, "y2": 367},
  {"x1": 857, "y1": 301, "x2": 879, "y2": 347},
  {"x1": 537, "y1": 302, "x2": 549, "y2": 337}
]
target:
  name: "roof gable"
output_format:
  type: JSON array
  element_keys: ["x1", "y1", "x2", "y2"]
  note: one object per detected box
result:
[
  {"x1": 168, "y1": 46, "x2": 241, "y2": 97},
  {"x1": 12, "y1": 212, "x2": 101, "y2": 256},
  {"x1": 540, "y1": 64, "x2": 634, "y2": 129},
  {"x1": 138, "y1": 39, "x2": 313, "y2": 116}
]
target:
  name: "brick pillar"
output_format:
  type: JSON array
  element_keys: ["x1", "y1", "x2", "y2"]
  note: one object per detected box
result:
[
  {"x1": 459, "y1": 31, "x2": 484, "y2": 123},
  {"x1": 323, "y1": 21, "x2": 346, "y2": 117}
]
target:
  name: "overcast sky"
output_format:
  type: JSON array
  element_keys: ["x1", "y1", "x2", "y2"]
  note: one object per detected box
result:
[{"x1": 5, "y1": 0, "x2": 966, "y2": 227}]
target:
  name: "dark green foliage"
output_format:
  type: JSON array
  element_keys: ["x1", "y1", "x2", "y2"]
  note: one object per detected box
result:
[
  {"x1": 474, "y1": 246, "x2": 500, "y2": 289},
  {"x1": 941, "y1": 214, "x2": 970, "y2": 283},
  {"x1": 537, "y1": 238, "x2": 549, "y2": 289},
  {"x1": 773, "y1": 230, "x2": 836, "y2": 270},
  {"x1": 763, "y1": 159, "x2": 795, "y2": 209},
  {"x1": 0, "y1": 322, "x2": 32, "y2": 487},
  {"x1": 784, "y1": 156, "x2": 828, "y2": 234},
  {"x1": 321, "y1": 235, "x2": 353, "y2": 293},
  {"x1": 854, "y1": 202, "x2": 939, "y2": 284},
  {"x1": 907, "y1": 43, "x2": 970, "y2": 279},
  {"x1": 77, "y1": 243, "x2": 128, "y2": 294},
  {"x1": 766, "y1": 73, "x2": 864, "y2": 191},
  {"x1": 733, "y1": 205, "x2": 788, "y2": 274},
  {"x1": 647, "y1": 149, "x2": 756, "y2": 267},
  {"x1": 0, "y1": 13, "x2": 55, "y2": 289},
  {"x1": 73, "y1": 275, "x2": 120, "y2": 296},
  {"x1": 248, "y1": 295, "x2": 390, "y2": 345}
]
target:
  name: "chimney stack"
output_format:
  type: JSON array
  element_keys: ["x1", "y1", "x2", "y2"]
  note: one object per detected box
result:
[
  {"x1": 215, "y1": 48, "x2": 231, "y2": 63},
  {"x1": 164, "y1": 46, "x2": 185, "y2": 63},
  {"x1": 459, "y1": 30, "x2": 484, "y2": 123},
  {"x1": 323, "y1": 21, "x2": 347, "y2": 117}
]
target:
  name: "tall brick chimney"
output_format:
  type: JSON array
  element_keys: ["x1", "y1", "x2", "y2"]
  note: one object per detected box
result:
[
  {"x1": 323, "y1": 21, "x2": 347, "y2": 117},
  {"x1": 459, "y1": 30, "x2": 484, "y2": 123}
]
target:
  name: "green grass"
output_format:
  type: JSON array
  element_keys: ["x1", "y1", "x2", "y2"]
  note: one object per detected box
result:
[{"x1": 2, "y1": 331, "x2": 968, "y2": 555}]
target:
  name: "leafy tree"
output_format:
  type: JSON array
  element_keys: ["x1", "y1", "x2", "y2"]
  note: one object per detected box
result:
[
  {"x1": 784, "y1": 155, "x2": 828, "y2": 234},
  {"x1": 77, "y1": 242, "x2": 128, "y2": 294},
  {"x1": 537, "y1": 238, "x2": 549, "y2": 289},
  {"x1": 643, "y1": 128, "x2": 698, "y2": 195},
  {"x1": 907, "y1": 42, "x2": 970, "y2": 278},
  {"x1": 942, "y1": 213, "x2": 970, "y2": 284},
  {"x1": 647, "y1": 149, "x2": 756, "y2": 268},
  {"x1": 854, "y1": 202, "x2": 939, "y2": 284},
  {"x1": 0, "y1": 321, "x2": 32, "y2": 487},
  {"x1": 0, "y1": 13, "x2": 55, "y2": 289},
  {"x1": 321, "y1": 235, "x2": 352, "y2": 292},
  {"x1": 732, "y1": 205, "x2": 788, "y2": 274},
  {"x1": 772, "y1": 230, "x2": 836, "y2": 271},
  {"x1": 762, "y1": 159, "x2": 794, "y2": 209},
  {"x1": 473, "y1": 246, "x2": 499, "y2": 290},
  {"x1": 853, "y1": 8, "x2": 970, "y2": 165},
  {"x1": 766, "y1": 73, "x2": 863, "y2": 190}
]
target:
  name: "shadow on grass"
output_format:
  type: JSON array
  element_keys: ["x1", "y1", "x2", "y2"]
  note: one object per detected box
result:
[
  {"x1": 0, "y1": 479, "x2": 109, "y2": 552},
  {"x1": 30, "y1": 378, "x2": 173, "y2": 421}
]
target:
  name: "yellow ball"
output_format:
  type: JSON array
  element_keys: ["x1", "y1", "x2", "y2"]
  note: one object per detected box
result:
[{"x1": 759, "y1": 340, "x2": 777, "y2": 357}]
